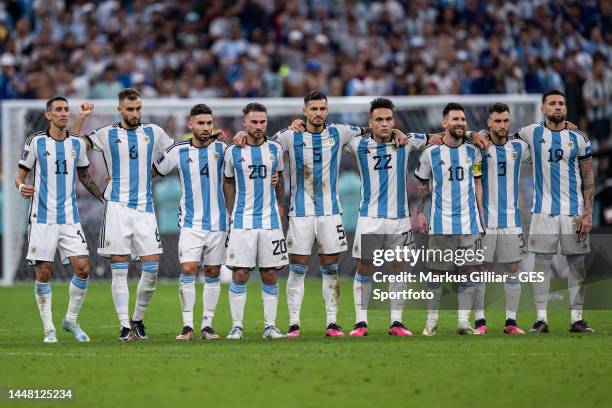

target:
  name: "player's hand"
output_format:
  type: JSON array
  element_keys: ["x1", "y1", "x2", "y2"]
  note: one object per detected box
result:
[
  {"x1": 428, "y1": 133, "x2": 443, "y2": 145},
  {"x1": 212, "y1": 128, "x2": 225, "y2": 140},
  {"x1": 471, "y1": 131, "x2": 490, "y2": 150},
  {"x1": 565, "y1": 121, "x2": 578, "y2": 131},
  {"x1": 18, "y1": 183, "x2": 35, "y2": 198},
  {"x1": 391, "y1": 129, "x2": 408, "y2": 147},
  {"x1": 289, "y1": 119, "x2": 306, "y2": 132},
  {"x1": 577, "y1": 212, "x2": 592, "y2": 235},
  {"x1": 271, "y1": 171, "x2": 279, "y2": 186},
  {"x1": 416, "y1": 212, "x2": 428, "y2": 234},
  {"x1": 78, "y1": 102, "x2": 94, "y2": 118},
  {"x1": 233, "y1": 131, "x2": 248, "y2": 147},
  {"x1": 105, "y1": 175, "x2": 112, "y2": 185}
]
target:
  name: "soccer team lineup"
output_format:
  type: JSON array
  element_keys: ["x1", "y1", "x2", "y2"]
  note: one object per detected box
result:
[{"x1": 15, "y1": 87, "x2": 596, "y2": 343}]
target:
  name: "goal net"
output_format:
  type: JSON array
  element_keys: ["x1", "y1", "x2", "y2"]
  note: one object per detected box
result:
[{"x1": 1, "y1": 95, "x2": 541, "y2": 285}]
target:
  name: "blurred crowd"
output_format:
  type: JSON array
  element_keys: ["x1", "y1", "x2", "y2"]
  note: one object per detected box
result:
[
  {"x1": 1, "y1": 0, "x2": 612, "y2": 264},
  {"x1": 0, "y1": 0, "x2": 609, "y2": 139}
]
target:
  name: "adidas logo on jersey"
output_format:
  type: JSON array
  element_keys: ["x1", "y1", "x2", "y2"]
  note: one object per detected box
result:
[
  {"x1": 439, "y1": 160, "x2": 445, "y2": 165},
  {"x1": 281, "y1": 255, "x2": 288, "y2": 261},
  {"x1": 45, "y1": 151, "x2": 51, "y2": 156},
  {"x1": 239, "y1": 157, "x2": 245, "y2": 162},
  {"x1": 113, "y1": 138, "x2": 122, "y2": 143},
  {"x1": 185, "y1": 158, "x2": 193, "y2": 163},
  {"x1": 539, "y1": 139, "x2": 546, "y2": 143}
]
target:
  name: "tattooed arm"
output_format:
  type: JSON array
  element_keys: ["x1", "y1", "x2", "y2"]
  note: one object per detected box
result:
[
  {"x1": 415, "y1": 178, "x2": 430, "y2": 234},
  {"x1": 77, "y1": 167, "x2": 104, "y2": 203},
  {"x1": 578, "y1": 157, "x2": 594, "y2": 234}
]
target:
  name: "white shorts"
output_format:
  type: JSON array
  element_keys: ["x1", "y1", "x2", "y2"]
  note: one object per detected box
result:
[
  {"x1": 528, "y1": 213, "x2": 590, "y2": 255},
  {"x1": 286, "y1": 214, "x2": 348, "y2": 255},
  {"x1": 27, "y1": 222, "x2": 89, "y2": 262},
  {"x1": 482, "y1": 227, "x2": 526, "y2": 264},
  {"x1": 226, "y1": 228, "x2": 288, "y2": 269},
  {"x1": 98, "y1": 201, "x2": 163, "y2": 257},
  {"x1": 352, "y1": 217, "x2": 414, "y2": 259},
  {"x1": 178, "y1": 228, "x2": 227, "y2": 265},
  {"x1": 427, "y1": 234, "x2": 483, "y2": 271}
]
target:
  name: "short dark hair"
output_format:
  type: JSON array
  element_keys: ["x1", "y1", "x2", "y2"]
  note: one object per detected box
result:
[
  {"x1": 118, "y1": 88, "x2": 141, "y2": 101},
  {"x1": 369, "y1": 97, "x2": 395, "y2": 113},
  {"x1": 46, "y1": 96, "x2": 68, "y2": 111},
  {"x1": 442, "y1": 102, "x2": 464, "y2": 117},
  {"x1": 304, "y1": 91, "x2": 327, "y2": 105},
  {"x1": 242, "y1": 102, "x2": 267, "y2": 116},
  {"x1": 488, "y1": 103, "x2": 510, "y2": 115},
  {"x1": 190, "y1": 104, "x2": 212, "y2": 117},
  {"x1": 542, "y1": 89, "x2": 565, "y2": 104}
]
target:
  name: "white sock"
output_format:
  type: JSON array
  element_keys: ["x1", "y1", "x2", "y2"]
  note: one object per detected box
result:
[
  {"x1": 458, "y1": 281, "x2": 475, "y2": 324},
  {"x1": 321, "y1": 264, "x2": 340, "y2": 326},
  {"x1": 389, "y1": 280, "x2": 407, "y2": 324},
  {"x1": 567, "y1": 255, "x2": 587, "y2": 324},
  {"x1": 426, "y1": 282, "x2": 442, "y2": 323},
  {"x1": 229, "y1": 280, "x2": 247, "y2": 328},
  {"x1": 286, "y1": 264, "x2": 307, "y2": 326},
  {"x1": 473, "y1": 283, "x2": 486, "y2": 321},
  {"x1": 179, "y1": 274, "x2": 196, "y2": 329},
  {"x1": 353, "y1": 273, "x2": 372, "y2": 324},
  {"x1": 111, "y1": 262, "x2": 130, "y2": 328},
  {"x1": 202, "y1": 276, "x2": 221, "y2": 329},
  {"x1": 35, "y1": 281, "x2": 54, "y2": 333},
  {"x1": 533, "y1": 254, "x2": 552, "y2": 322},
  {"x1": 65, "y1": 275, "x2": 88, "y2": 324},
  {"x1": 504, "y1": 274, "x2": 521, "y2": 320},
  {"x1": 262, "y1": 283, "x2": 279, "y2": 328},
  {"x1": 132, "y1": 262, "x2": 158, "y2": 322}
]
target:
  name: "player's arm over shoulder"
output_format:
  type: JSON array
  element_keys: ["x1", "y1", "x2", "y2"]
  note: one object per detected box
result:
[
  {"x1": 573, "y1": 129, "x2": 592, "y2": 161},
  {"x1": 82, "y1": 125, "x2": 112, "y2": 151},
  {"x1": 512, "y1": 123, "x2": 539, "y2": 142}
]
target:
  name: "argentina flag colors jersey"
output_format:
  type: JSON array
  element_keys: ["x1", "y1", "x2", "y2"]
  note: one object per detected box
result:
[
  {"x1": 517, "y1": 124, "x2": 591, "y2": 216},
  {"x1": 271, "y1": 123, "x2": 361, "y2": 217},
  {"x1": 345, "y1": 133, "x2": 428, "y2": 218},
  {"x1": 153, "y1": 139, "x2": 229, "y2": 231},
  {"x1": 19, "y1": 130, "x2": 89, "y2": 224},
  {"x1": 224, "y1": 140, "x2": 284, "y2": 230},
  {"x1": 415, "y1": 141, "x2": 483, "y2": 235},
  {"x1": 481, "y1": 138, "x2": 531, "y2": 228},
  {"x1": 85, "y1": 123, "x2": 174, "y2": 212}
]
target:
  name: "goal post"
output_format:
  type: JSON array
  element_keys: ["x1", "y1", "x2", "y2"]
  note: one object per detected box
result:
[{"x1": 1, "y1": 94, "x2": 541, "y2": 285}]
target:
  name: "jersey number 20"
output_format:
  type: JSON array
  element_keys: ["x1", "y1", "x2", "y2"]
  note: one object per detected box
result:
[{"x1": 248, "y1": 164, "x2": 267, "y2": 179}]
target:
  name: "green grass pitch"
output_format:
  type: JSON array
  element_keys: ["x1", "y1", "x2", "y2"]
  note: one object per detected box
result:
[{"x1": 1, "y1": 279, "x2": 611, "y2": 407}]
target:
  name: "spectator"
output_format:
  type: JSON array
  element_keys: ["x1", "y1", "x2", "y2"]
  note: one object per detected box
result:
[
  {"x1": 583, "y1": 57, "x2": 612, "y2": 142},
  {"x1": 90, "y1": 64, "x2": 123, "y2": 99}
]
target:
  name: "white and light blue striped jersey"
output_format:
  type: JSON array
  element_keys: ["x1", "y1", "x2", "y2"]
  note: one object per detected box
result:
[
  {"x1": 271, "y1": 123, "x2": 361, "y2": 217},
  {"x1": 19, "y1": 130, "x2": 89, "y2": 225},
  {"x1": 224, "y1": 140, "x2": 284, "y2": 230},
  {"x1": 154, "y1": 139, "x2": 229, "y2": 231},
  {"x1": 344, "y1": 133, "x2": 428, "y2": 219},
  {"x1": 517, "y1": 124, "x2": 591, "y2": 216},
  {"x1": 415, "y1": 142, "x2": 483, "y2": 235},
  {"x1": 86, "y1": 123, "x2": 174, "y2": 213},
  {"x1": 481, "y1": 138, "x2": 531, "y2": 228}
]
